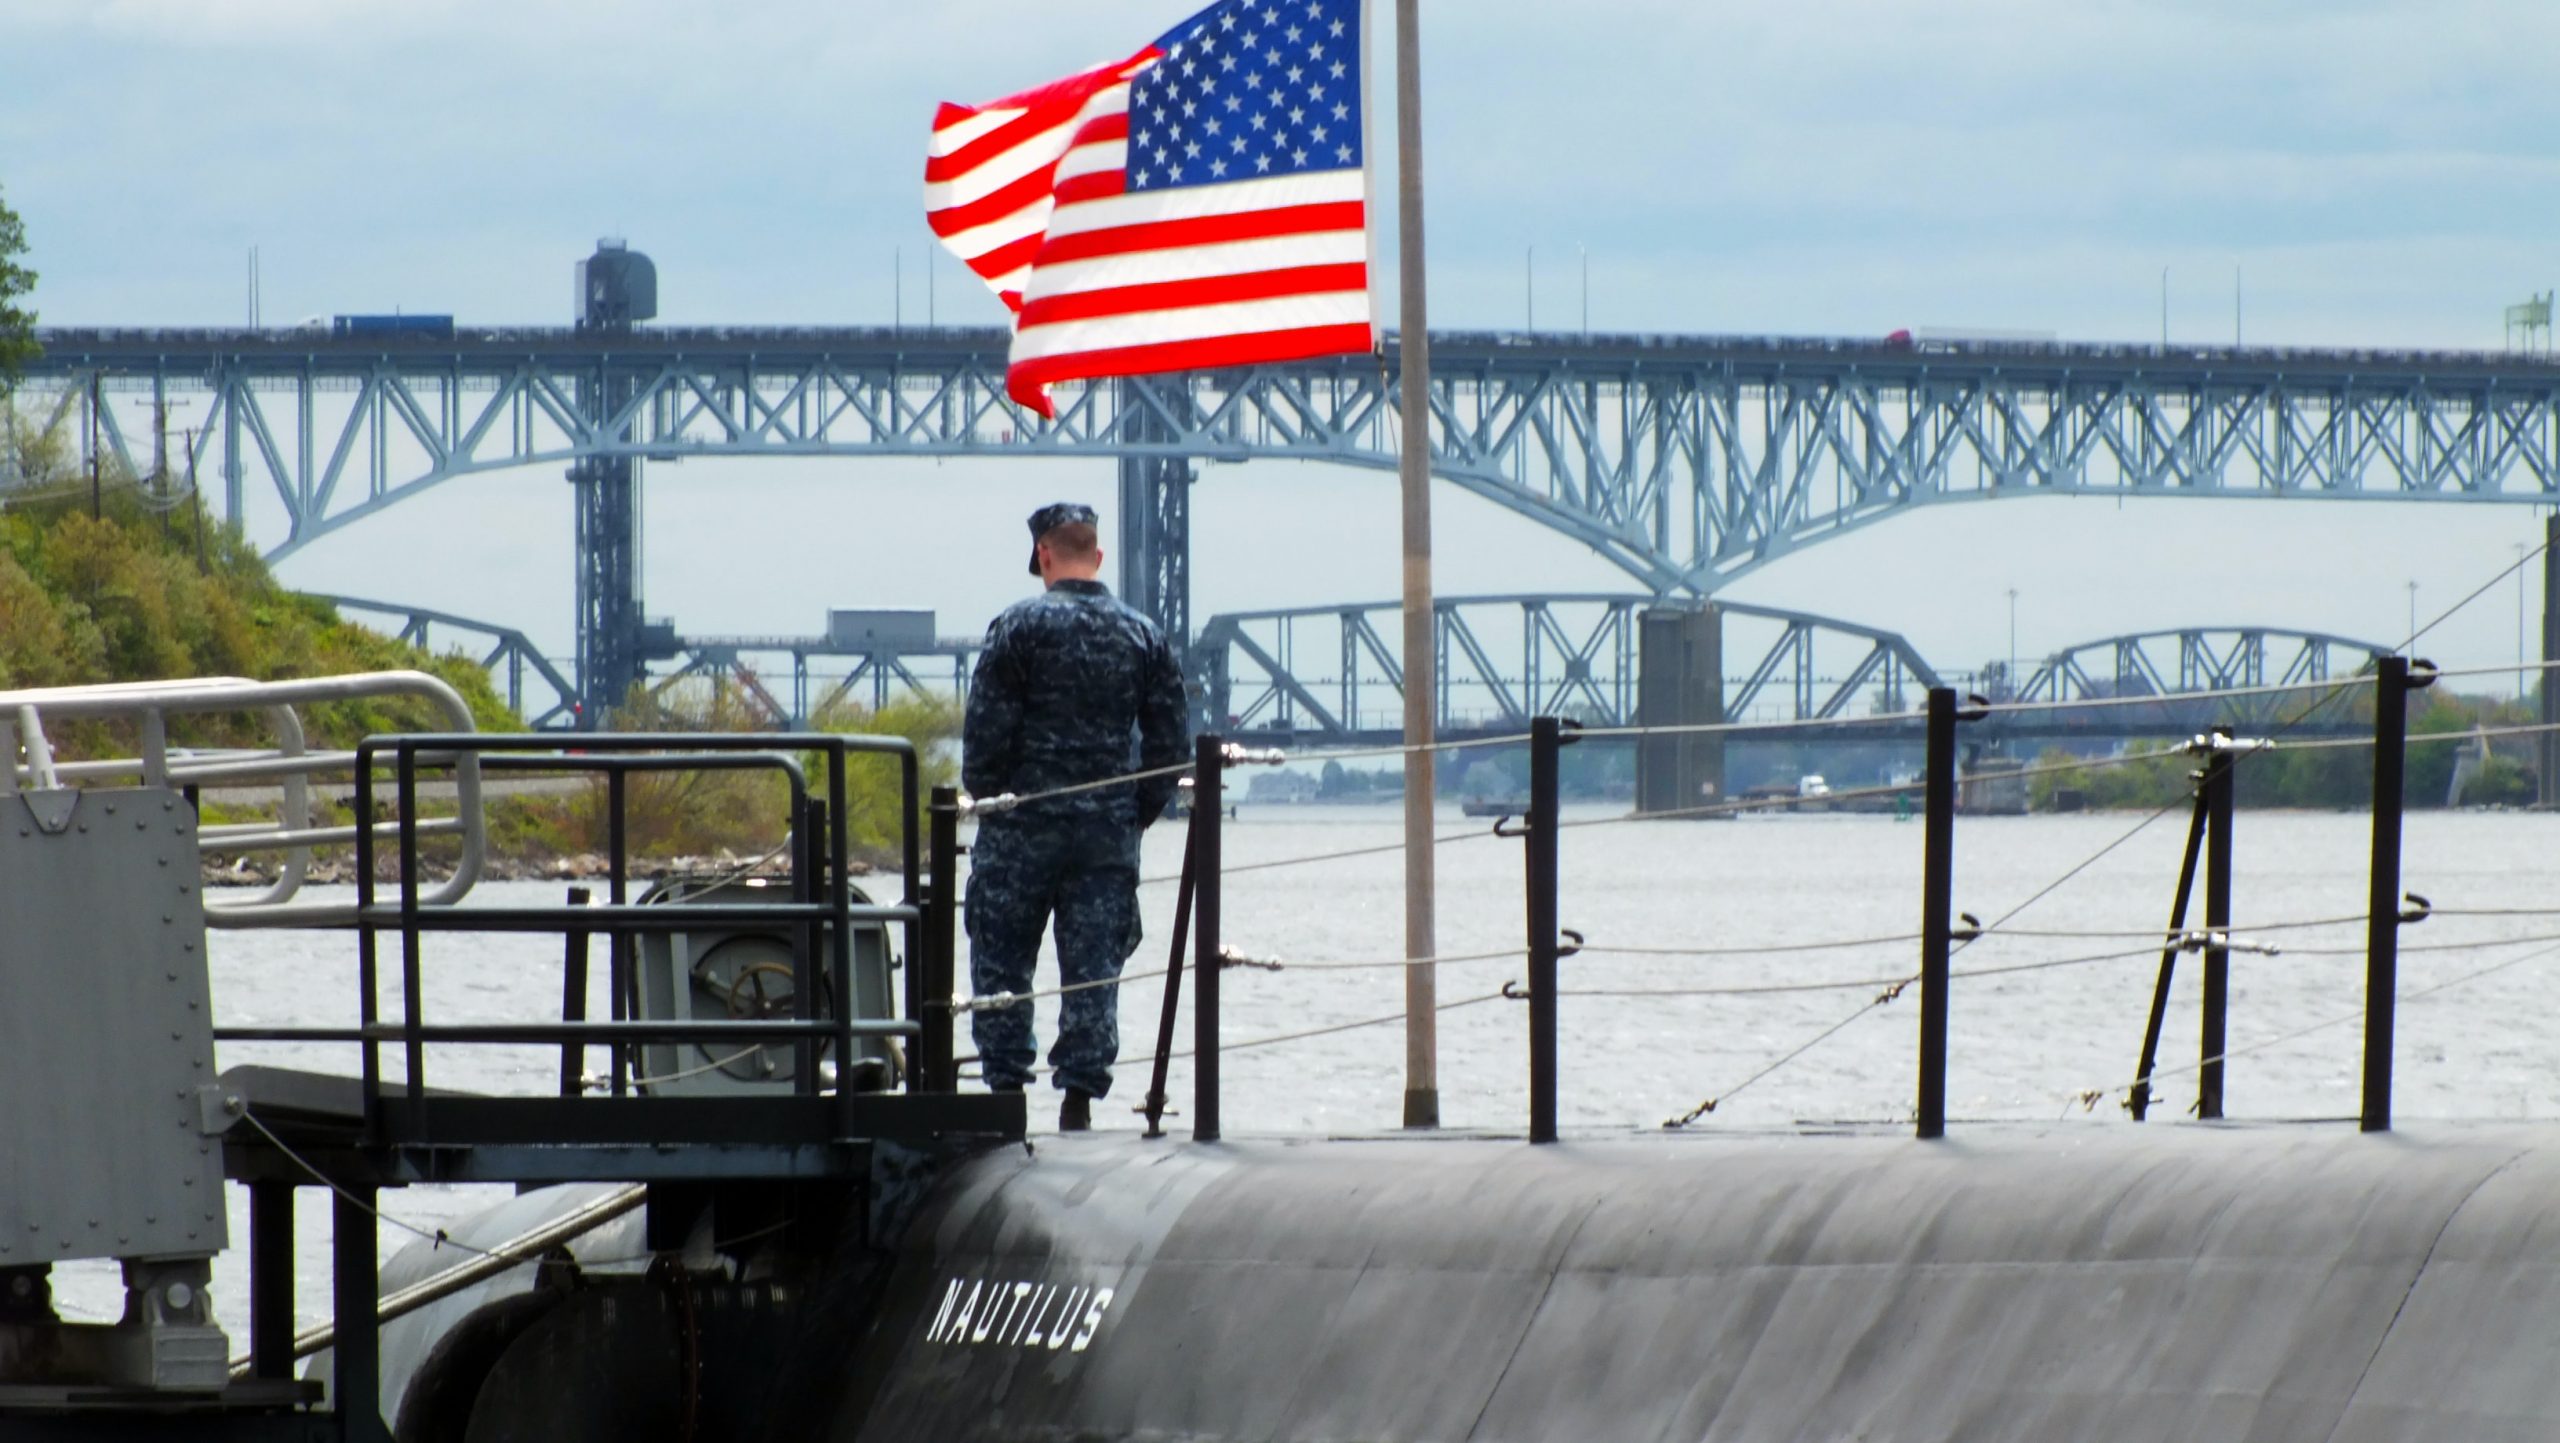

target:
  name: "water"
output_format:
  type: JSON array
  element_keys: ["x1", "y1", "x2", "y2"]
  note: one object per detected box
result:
[{"x1": 49, "y1": 805, "x2": 2560, "y2": 1344}]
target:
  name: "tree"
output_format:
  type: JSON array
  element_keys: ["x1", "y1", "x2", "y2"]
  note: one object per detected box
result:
[{"x1": 0, "y1": 184, "x2": 35, "y2": 381}]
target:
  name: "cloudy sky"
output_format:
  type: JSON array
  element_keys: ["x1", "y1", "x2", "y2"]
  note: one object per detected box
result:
[{"x1": 4, "y1": 0, "x2": 2556, "y2": 688}]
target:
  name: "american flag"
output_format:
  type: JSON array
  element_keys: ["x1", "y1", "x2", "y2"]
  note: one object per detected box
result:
[{"x1": 925, "y1": 0, "x2": 1374, "y2": 418}]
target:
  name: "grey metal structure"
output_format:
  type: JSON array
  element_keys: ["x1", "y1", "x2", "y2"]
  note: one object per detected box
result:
[
  {"x1": 17, "y1": 325, "x2": 2560, "y2": 604},
  {"x1": 0, "y1": 786, "x2": 230, "y2": 1392},
  {"x1": 311, "y1": 594, "x2": 580, "y2": 729}
]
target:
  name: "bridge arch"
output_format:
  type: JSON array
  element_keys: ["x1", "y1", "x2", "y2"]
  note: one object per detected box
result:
[
  {"x1": 21, "y1": 328, "x2": 2560, "y2": 594},
  {"x1": 2012, "y1": 626, "x2": 2397, "y2": 727}
]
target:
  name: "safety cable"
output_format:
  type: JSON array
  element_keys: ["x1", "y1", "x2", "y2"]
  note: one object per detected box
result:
[
  {"x1": 240, "y1": 1110, "x2": 502, "y2": 1260},
  {"x1": 1662, "y1": 985, "x2": 1907, "y2": 1127},
  {"x1": 2262, "y1": 718, "x2": 2560, "y2": 753},
  {"x1": 1566, "y1": 942, "x2": 2165, "y2": 1000},
  {"x1": 2066, "y1": 934, "x2": 2560, "y2": 1111},
  {"x1": 951, "y1": 946, "x2": 1525, "y2": 1012}
]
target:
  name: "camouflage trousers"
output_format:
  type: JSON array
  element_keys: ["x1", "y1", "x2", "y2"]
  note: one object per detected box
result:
[{"x1": 965, "y1": 817, "x2": 1144, "y2": 1098}]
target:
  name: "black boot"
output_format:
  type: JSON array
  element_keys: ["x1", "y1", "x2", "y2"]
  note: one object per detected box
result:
[{"x1": 1059, "y1": 1088, "x2": 1092, "y2": 1132}]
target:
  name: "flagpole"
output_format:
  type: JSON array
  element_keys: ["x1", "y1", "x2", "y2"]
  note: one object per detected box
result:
[{"x1": 1393, "y1": 0, "x2": 1439, "y2": 1130}]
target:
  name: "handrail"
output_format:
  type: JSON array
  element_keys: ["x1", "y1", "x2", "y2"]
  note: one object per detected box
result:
[
  {"x1": 0, "y1": 670, "x2": 484, "y2": 925},
  {"x1": 332, "y1": 732, "x2": 925, "y2": 1131}
]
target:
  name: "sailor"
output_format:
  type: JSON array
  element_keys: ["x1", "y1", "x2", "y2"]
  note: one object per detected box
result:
[{"x1": 963, "y1": 502, "x2": 1190, "y2": 1130}]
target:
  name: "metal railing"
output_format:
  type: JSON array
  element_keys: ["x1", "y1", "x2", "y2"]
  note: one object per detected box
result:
[
  {"x1": 0, "y1": 670, "x2": 485, "y2": 925},
  {"x1": 299, "y1": 731, "x2": 941, "y2": 1134}
]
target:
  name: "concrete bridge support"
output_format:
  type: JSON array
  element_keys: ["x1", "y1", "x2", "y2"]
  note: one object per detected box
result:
[{"x1": 1636, "y1": 603, "x2": 1723, "y2": 816}]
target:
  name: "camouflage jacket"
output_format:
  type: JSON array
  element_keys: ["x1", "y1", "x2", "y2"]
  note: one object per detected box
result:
[{"x1": 962, "y1": 579, "x2": 1190, "y2": 829}]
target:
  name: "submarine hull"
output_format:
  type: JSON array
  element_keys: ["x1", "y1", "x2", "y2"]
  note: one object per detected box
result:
[{"x1": 815, "y1": 1125, "x2": 2560, "y2": 1442}]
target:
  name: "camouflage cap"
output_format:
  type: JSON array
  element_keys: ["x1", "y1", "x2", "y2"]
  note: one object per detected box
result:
[{"x1": 1026, "y1": 501, "x2": 1100, "y2": 575}]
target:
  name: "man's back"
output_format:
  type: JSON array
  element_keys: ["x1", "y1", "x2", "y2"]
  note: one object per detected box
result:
[{"x1": 962, "y1": 578, "x2": 1189, "y2": 828}]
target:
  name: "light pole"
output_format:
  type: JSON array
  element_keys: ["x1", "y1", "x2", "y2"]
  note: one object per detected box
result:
[
  {"x1": 2006, "y1": 587, "x2": 2019, "y2": 697},
  {"x1": 2406, "y1": 579, "x2": 2419, "y2": 646},
  {"x1": 2519, "y1": 543, "x2": 2531, "y2": 701}
]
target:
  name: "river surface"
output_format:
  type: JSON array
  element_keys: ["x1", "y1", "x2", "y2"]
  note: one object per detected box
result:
[{"x1": 48, "y1": 804, "x2": 2560, "y2": 1343}]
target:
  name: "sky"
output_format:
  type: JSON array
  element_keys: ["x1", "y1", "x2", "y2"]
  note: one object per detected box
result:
[{"x1": 3, "y1": 0, "x2": 2557, "y2": 692}]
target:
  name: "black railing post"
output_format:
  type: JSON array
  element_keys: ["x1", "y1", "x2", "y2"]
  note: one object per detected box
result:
[
  {"x1": 559, "y1": 885, "x2": 592, "y2": 1097},
  {"x1": 607, "y1": 767, "x2": 631, "y2": 1097},
  {"x1": 354, "y1": 744, "x2": 380, "y2": 1133},
  {"x1": 1144, "y1": 806, "x2": 1203, "y2": 1138},
  {"x1": 248, "y1": 1179, "x2": 294, "y2": 1381},
  {"x1": 1194, "y1": 735, "x2": 1224, "y2": 1143},
  {"x1": 1527, "y1": 716, "x2": 1564, "y2": 1144},
  {"x1": 2130, "y1": 789, "x2": 2211, "y2": 1121},
  {"x1": 2199, "y1": 728, "x2": 2235, "y2": 1120},
  {"x1": 2364, "y1": 655, "x2": 2415, "y2": 1132},
  {"x1": 333, "y1": 1182, "x2": 382, "y2": 1443},
  {"x1": 922, "y1": 786, "x2": 960, "y2": 1093},
  {"x1": 1917, "y1": 688, "x2": 1957, "y2": 1139}
]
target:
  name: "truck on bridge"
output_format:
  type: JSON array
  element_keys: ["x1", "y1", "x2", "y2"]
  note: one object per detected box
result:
[{"x1": 329, "y1": 313, "x2": 454, "y2": 338}]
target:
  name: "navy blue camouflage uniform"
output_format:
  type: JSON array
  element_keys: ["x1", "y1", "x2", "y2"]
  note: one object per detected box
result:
[{"x1": 963, "y1": 574, "x2": 1189, "y2": 1098}]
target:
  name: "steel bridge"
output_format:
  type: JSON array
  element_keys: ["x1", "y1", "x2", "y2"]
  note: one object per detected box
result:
[
  {"x1": 14, "y1": 324, "x2": 2560, "y2": 713},
  {"x1": 336, "y1": 580, "x2": 2384, "y2": 747}
]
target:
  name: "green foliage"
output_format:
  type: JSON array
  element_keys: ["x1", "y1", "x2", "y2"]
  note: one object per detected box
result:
[
  {"x1": 541, "y1": 678, "x2": 960, "y2": 862},
  {"x1": 0, "y1": 460, "x2": 515, "y2": 749},
  {"x1": 2024, "y1": 683, "x2": 2542, "y2": 812},
  {"x1": 0, "y1": 184, "x2": 34, "y2": 380}
]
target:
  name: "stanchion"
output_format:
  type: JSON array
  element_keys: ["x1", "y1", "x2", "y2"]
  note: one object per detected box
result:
[
  {"x1": 922, "y1": 786, "x2": 960, "y2": 1093},
  {"x1": 1527, "y1": 716, "x2": 1564, "y2": 1144},
  {"x1": 1144, "y1": 806, "x2": 1202, "y2": 1138},
  {"x1": 559, "y1": 885, "x2": 592, "y2": 1097},
  {"x1": 2129, "y1": 792, "x2": 2209, "y2": 1121},
  {"x1": 1917, "y1": 688, "x2": 1957, "y2": 1139},
  {"x1": 1194, "y1": 735, "x2": 1224, "y2": 1143},
  {"x1": 2363, "y1": 655, "x2": 2421, "y2": 1132},
  {"x1": 2199, "y1": 728, "x2": 2235, "y2": 1119}
]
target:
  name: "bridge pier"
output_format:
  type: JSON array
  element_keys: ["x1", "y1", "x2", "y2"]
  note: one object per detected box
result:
[
  {"x1": 570, "y1": 241, "x2": 662, "y2": 726},
  {"x1": 1117, "y1": 381, "x2": 1197, "y2": 724},
  {"x1": 1635, "y1": 604, "x2": 1724, "y2": 816}
]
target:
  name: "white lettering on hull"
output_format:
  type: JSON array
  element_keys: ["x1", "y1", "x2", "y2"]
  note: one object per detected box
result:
[{"x1": 925, "y1": 1274, "x2": 1120, "y2": 1354}]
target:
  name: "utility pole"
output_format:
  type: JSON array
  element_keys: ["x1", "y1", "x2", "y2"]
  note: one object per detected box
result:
[
  {"x1": 1394, "y1": 0, "x2": 1440, "y2": 1130},
  {"x1": 88, "y1": 372, "x2": 102, "y2": 519},
  {"x1": 185, "y1": 427, "x2": 205, "y2": 572}
]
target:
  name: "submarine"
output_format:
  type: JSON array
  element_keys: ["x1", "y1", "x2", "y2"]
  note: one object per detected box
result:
[{"x1": 6, "y1": 668, "x2": 2560, "y2": 1442}]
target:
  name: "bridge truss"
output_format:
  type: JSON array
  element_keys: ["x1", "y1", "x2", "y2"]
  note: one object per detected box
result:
[
  {"x1": 2008, "y1": 627, "x2": 2395, "y2": 730},
  {"x1": 313, "y1": 595, "x2": 580, "y2": 729},
  {"x1": 1195, "y1": 594, "x2": 1941, "y2": 744},
  {"x1": 17, "y1": 327, "x2": 2560, "y2": 599}
]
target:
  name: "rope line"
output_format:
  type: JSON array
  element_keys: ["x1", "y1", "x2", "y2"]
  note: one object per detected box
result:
[
  {"x1": 1662, "y1": 984, "x2": 1908, "y2": 1127},
  {"x1": 240, "y1": 1110, "x2": 501, "y2": 1260},
  {"x1": 2069, "y1": 935, "x2": 2560, "y2": 1110},
  {"x1": 2404, "y1": 533, "x2": 2555, "y2": 652},
  {"x1": 951, "y1": 946, "x2": 1526, "y2": 1011},
  {"x1": 1567, "y1": 942, "x2": 2165, "y2": 1000}
]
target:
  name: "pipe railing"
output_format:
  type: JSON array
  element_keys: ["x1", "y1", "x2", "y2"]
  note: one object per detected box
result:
[{"x1": 0, "y1": 670, "x2": 485, "y2": 923}]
